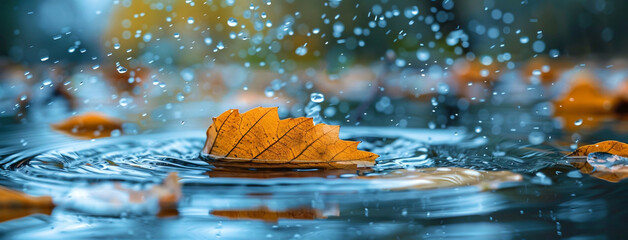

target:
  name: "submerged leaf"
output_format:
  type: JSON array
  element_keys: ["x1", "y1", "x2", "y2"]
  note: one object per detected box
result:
[
  {"x1": 51, "y1": 112, "x2": 124, "y2": 139},
  {"x1": 202, "y1": 107, "x2": 378, "y2": 169},
  {"x1": 568, "y1": 140, "x2": 628, "y2": 182}
]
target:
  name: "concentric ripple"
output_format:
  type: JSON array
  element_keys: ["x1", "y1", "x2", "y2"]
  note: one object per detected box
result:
[{"x1": 0, "y1": 126, "x2": 540, "y2": 195}]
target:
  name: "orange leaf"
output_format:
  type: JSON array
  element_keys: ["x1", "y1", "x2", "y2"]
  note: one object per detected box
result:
[
  {"x1": 0, "y1": 186, "x2": 54, "y2": 223},
  {"x1": 202, "y1": 107, "x2": 378, "y2": 169},
  {"x1": 568, "y1": 140, "x2": 628, "y2": 182},
  {"x1": 51, "y1": 112, "x2": 123, "y2": 139},
  {"x1": 568, "y1": 140, "x2": 628, "y2": 157}
]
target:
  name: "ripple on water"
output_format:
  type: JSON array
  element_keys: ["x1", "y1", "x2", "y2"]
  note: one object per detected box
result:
[{"x1": 0, "y1": 127, "x2": 549, "y2": 198}]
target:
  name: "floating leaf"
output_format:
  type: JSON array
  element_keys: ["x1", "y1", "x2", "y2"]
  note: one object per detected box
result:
[
  {"x1": 356, "y1": 167, "x2": 523, "y2": 191},
  {"x1": 569, "y1": 140, "x2": 628, "y2": 157},
  {"x1": 568, "y1": 140, "x2": 628, "y2": 182},
  {"x1": 0, "y1": 186, "x2": 54, "y2": 223},
  {"x1": 212, "y1": 206, "x2": 337, "y2": 222},
  {"x1": 202, "y1": 107, "x2": 378, "y2": 169},
  {"x1": 51, "y1": 112, "x2": 123, "y2": 139}
]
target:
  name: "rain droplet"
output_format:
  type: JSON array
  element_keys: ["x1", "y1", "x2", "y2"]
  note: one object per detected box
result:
[
  {"x1": 295, "y1": 45, "x2": 308, "y2": 56},
  {"x1": 227, "y1": 18, "x2": 238, "y2": 27},
  {"x1": 116, "y1": 65, "x2": 128, "y2": 74},
  {"x1": 119, "y1": 97, "x2": 132, "y2": 107},
  {"x1": 264, "y1": 87, "x2": 275, "y2": 97},
  {"x1": 310, "y1": 93, "x2": 325, "y2": 103},
  {"x1": 574, "y1": 119, "x2": 583, "y2": 126},
  {"x1": 528, "y1": 131, "x2": 545, "y2": 145},
  {"x1": 204, "y1": 37, "x2": 212, "y2": 45},
  {"x1": 143, "y1": 33, "x2": 152, "y2": 42},
  {"x1": 416, "y1": 49, "x2": 430, "y2": 61},
  {"x1": 40, "y1": 56, "x2": 49, "y2": 62},
  {"x1": 410, "y1": 6, "x2": 419, "y2": 15},
  {"x1": 187, "y1": 17, "x2": 195, "y2": 24}
]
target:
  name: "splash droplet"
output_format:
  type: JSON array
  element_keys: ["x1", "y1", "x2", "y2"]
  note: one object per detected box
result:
[
  {"x1": 227, "y1": 18, "x2": 238, "y2": 27},
  {"x1": 310, "y1": 93, "x2": 325, "y2": 103}
]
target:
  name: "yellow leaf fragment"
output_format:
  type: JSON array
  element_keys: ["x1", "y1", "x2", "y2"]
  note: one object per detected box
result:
[
  {"x1": 51, "y1": 112, "x2": 123, "y2": 139},
  {"x1": 202, "y1": 107, "x2": 378, "y2": 169},
  {"x1": 569, "y1": 140, "x2": 628, "y2": 182}
]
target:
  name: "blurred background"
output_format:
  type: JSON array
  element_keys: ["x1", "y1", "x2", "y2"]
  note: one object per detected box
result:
[{"x1": 1, "y1": 0, "x2": 628, "y2": 143}]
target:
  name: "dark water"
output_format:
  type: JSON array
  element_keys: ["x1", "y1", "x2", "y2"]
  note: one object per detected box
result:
[{"x1": 2, "y1": 120, "x2": 628, "y2": 240}]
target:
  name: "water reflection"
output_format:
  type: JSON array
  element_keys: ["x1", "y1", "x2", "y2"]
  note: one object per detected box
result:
[{"x1": 1, "y1": 124, "x2": 627, "y2": 239}]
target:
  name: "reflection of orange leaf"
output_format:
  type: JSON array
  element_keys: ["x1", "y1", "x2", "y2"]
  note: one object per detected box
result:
[
  {"x1": 211, "y1": 206, "x2": 328, "y2": 222},
  {"x1": 202, "y1": 107, "x2": 378, "y2": 169},
  {"x1": 568, "y1": 141, "x2": 628, "y2": 182},
  {"x1": 356, "y1": 167, "x2": 522, "y2": 190},
  {"x1": 51, "y1": 112, "x2": 123, "y2": 139},
  {"x1": 207, "y1": 167, "x2": 357, "y2": 179},
  {"x1": 0, "y1": 186, "x2": 54, "y2": 223},
  {"x1": 0, "y1": 209, "x2": 53, "y2": 223}
]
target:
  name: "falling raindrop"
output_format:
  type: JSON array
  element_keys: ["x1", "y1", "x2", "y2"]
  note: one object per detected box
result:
[
  {"x1": 416, "y1": 49, "x2": 430, "y2": 61},
  {"x1": 187, "y1": 17, "x2": 194, "y2": 24},
  {"x1": 295, "y1": 45, "x2": 308, "y2": 56},
  {"x1": 119, "y1": 97, "x2": 132, "y2": 107},
  {"x1": 116, "y1": 62, "x2": 128, "y2": 73},
  {"x1": 574, "y1": 119, "x2": 583, "y2": 126},
  {"x1": 227, "y1": 18, "x2": 238, "y2": 27},
  {"x1": 264, "y1": 87, "x2": 275, "y2": 97},
  {"x1": 143, "y1": 33, "x2": 152, "y2": 42},
  {"x1": 310, "y1": 93, "x2": 325, "y2": 103}
]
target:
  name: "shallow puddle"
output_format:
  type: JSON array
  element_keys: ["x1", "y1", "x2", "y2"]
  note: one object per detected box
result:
[{"x1": 1, "y1": 123, "x2": 626, "y2": 239}]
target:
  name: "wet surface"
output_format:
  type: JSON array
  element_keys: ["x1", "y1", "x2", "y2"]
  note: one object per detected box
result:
[{"x1": 2, "y1": 121, "x2": 628, "y2": 239}]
